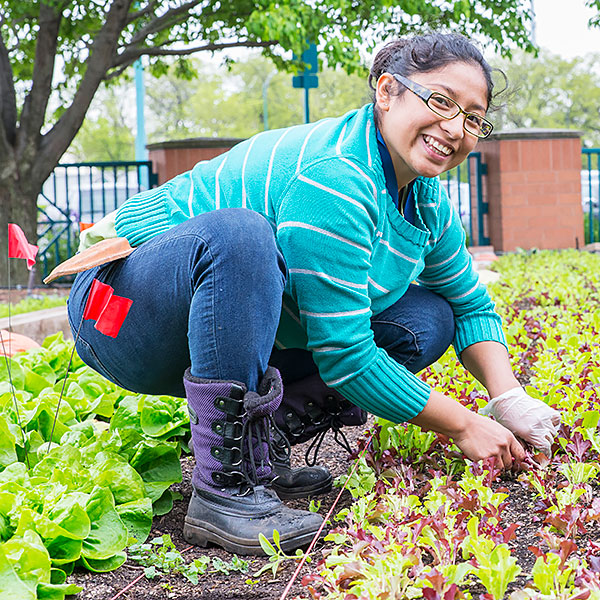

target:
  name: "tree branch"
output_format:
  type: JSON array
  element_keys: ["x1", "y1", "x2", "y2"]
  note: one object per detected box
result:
[
  {"x1": 0, "y1": 31, "x2": 17, "y2": 146},
  {"x1": 110, "y1": 39, "x2": 278, "y2": 74},
  {"x1": 37, "y1": 0, "x2": 135, "y2": 183},
  {"x1": 126, "y1": 0, "x2": 204, "y2": 47},
  {"x1": 125, "y1": 0, "x2": 160, "y2": 25},
  {"x1": 16, "y1": 2, "x2": 61, "y2": 159}
]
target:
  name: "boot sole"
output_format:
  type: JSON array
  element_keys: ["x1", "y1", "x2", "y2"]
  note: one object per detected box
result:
[
  {"x1": 272, "y1": 473, "x2": 333, "y2": 500},
  {"x1": 183, "y1": 515, "x2": 320, "y2": 555}
]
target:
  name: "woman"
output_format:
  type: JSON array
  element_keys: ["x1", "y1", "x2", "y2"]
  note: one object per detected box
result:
[{"x1": 68, "y1": 32, "x2": 560, "y2": 555}]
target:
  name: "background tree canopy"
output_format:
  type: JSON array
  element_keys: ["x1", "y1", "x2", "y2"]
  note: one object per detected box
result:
[
  {"x1": 491, "y1": 50, "x2": 600, "y2": 148},
  {"x1": 0, "y1": 0, "x2": 573, "y2": 284}
]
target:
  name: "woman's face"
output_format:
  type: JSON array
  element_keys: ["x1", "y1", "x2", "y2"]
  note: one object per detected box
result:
[{"x1": 376, "y1": 61, "x2": 489, "y2": 187}]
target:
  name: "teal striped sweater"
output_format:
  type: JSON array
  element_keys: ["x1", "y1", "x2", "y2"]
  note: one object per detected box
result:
[{"x1": 115, "y1": 104, "x2": 506, "y2": 423}]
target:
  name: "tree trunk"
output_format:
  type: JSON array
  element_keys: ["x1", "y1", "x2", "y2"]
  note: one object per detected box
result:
[{"x1": 0, "y1": 160, "x2": 39, "y2": 288}]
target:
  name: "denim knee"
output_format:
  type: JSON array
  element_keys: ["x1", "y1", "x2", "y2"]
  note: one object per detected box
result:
[
  {"x1": 183, "y1": 209, "x2": 287, "y2": 288},
  {"x1": 371, "y1": 285, "x2": 455, "y2": 374}
]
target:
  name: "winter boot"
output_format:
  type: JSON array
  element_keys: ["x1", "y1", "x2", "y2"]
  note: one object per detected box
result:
[
  {"x1": 271, "y1": 373, "x2": 368, "y2": 499},
  {"x1": 182, "y1": 366, "x2": 323, "y2": 555}
]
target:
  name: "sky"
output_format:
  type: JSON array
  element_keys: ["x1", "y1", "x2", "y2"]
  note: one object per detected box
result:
[{"x1": 533, "y1": 0, "x2": 598, "y2": 58}]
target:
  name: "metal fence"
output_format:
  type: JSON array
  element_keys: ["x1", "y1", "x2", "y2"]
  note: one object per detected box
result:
[
  {"x1": 583, "y1": 149, "x2": 600, "y2": 244},
  {"x1": 36, "y1": 152, "x2": 488, "y2": 281},
  {"x1": 440, "y1": 151, "x2": 488, "y2": 246},
  {"x1": 37, "y1": 161, "x2": 158, "y2": 279}
]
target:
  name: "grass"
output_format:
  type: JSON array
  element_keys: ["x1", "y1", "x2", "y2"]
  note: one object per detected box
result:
[{"x1": 0, "y1": 294, "x2": 67, "y2": 318}]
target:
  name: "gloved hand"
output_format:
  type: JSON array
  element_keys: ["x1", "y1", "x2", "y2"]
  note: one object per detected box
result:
[{"x1": 480, "y1": 387, "x2": 561, "y2": 456}]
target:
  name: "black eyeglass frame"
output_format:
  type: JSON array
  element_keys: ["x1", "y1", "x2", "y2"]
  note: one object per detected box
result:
[{"x1": 391, "y1": 73, "x2": 494, "y2": 139}]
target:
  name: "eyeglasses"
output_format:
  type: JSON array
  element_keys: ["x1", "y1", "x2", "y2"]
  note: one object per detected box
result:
[{"x1": 392, "y1": 73, "x2": 494, "y2": 139}]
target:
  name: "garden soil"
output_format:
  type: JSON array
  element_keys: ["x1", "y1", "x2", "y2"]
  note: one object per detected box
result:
[
  {"x1": 69, "y1": 422, "x2": 372, "y2": 600},
  {"x1": 3, "y1": 288, "x2": 564, "y2": 599},
  {"x1": 67, "y1": 420, "x2": 564, "y2": 600}
]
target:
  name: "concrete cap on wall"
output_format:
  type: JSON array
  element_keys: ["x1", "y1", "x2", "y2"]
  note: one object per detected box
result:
[
  {"x1": 486, "y1": 128, "x2": 583, "y2": 140},
  {"x1": 147, "y1": 137, "x2": 246, "y2": 150}
]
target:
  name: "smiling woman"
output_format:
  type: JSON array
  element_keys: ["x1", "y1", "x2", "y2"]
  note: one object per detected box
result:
[{"x1": 64, "y1": 32, "x2": 560, "y2": 557}]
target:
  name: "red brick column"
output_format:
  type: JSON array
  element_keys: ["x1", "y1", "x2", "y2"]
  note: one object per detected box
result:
[
  {"x1": 478, "y1": 130, "x2": 584, "y2": 252},
  {"x1": 147, "y1": 138, "x2": 245, "y2": 184}
]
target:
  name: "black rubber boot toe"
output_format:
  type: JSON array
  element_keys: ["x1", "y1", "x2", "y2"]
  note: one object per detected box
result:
[
  {"x1": 271, "y1": 462, "x2": 333, "y2": 500},
  {"x1": 183, "y1": 485, "x2": 323, "y2": 555}
]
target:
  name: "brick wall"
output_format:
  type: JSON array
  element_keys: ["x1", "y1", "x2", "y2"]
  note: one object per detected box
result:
[
  {"x1": 478, "y1": 130, "x2": 584, "y2": 252},
  {"x1": 147, "y1": 138, "x2": 245, "y2": 185},
  {"x1": 147, "y1": 131, "x2": 584, "y2": 253}
]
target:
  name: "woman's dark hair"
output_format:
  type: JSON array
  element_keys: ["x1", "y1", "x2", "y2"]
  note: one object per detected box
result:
[{"x1": 368, "y1": 33, "x2": 502, "y2": 112}]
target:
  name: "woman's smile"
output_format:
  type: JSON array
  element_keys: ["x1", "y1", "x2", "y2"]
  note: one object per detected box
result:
[
  {"x1": 376, "y1": 61, "x2": 488, "y2": 187},
  {"x1": 422, "y1": 134, "x2": 454, "y2": 158}
]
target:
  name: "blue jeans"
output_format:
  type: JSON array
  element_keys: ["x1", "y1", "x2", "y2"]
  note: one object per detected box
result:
[{"x1": 68, "y1": 208, "x2": 455, "y2": 398}]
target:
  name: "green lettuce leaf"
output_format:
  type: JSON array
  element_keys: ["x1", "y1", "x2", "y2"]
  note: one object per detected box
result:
[
  {"x1": 116, "y1": 497, "x2": 153, "y2": 543},
  {"x1": 81, "y1": 487, "x2": 128, "y2": 561}
]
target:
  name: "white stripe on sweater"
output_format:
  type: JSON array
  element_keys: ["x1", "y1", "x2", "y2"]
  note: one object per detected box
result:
[
  {"x1": 296, "y1": 119, "x2": 331, "y2": 174},
  {"x1": 339, "y1": 157, "x2": 377, "y2": 200},
  {"x1": 368, "y1": 276, "x2": 390, "y2": 293},
  {"x1": 423, "y1": 245, "x2": 461, "y2": 269},
  {"x1": 241, "y1": 136, "x2": 260, "y2": 208},
  {"x1": 296, "y1": 174, "x2": 369, "y2": 215},
  {"x1": 289, "y1": 268, "x2": 368, "y2": 289},
  {"x1": 313, "y1": 346, "x2": 343, "y2": 353},
  {"x1": 326, "y1": 372, "x2": 354, "y2": 386},
  {"x1": 447, "y1": 279, "x2": 480, "y2": 301},
  {"x1": 282, "y1": 299, "x2": 302, "y2": 324},
  {"x1": 428, "y1": 212, "x2": 453, "y2": 246},
  {"x1": 335, "y1": 122, "x2": 348, "y2": 155},
  {"x1": 365, "y1": 120, "x2": 372, "y2": 168},
  {"x1": 418, "y1": 261, "x2": 469, "y2": 286},
  {"x1": 278, "y1": 221, "x2": 371, "y2": 254},
  {"x1": 299, "y1": 307, "x2": 371, "y2": 318},
  {"x1": 265, "y1": 129, "x2": 291, "y2": 215},
  {"x1": 379, "y1": 239, "x2": 419, "y2": 264},
  {"x1": 187, "y1": 172, "x2": 195, "y2": 217},
  {"x1": 214, "y1": 155, "x2": 228, "y2": 210}
]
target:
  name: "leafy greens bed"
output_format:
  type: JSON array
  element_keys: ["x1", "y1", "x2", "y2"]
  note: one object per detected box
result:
[
  {"x1": 3, "y1": 249, "x2": 600, "y2": 600},
  {"x1": 0, "y1": 332, "x2": 188, "y2": 599},
  {"x1": 304, "y1": 249, "x2": 600, "y2": 600}
]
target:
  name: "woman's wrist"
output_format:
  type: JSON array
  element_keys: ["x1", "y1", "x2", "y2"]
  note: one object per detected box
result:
[{"x1": 410, "y1": 389, "x2": 474, "y2": 439}]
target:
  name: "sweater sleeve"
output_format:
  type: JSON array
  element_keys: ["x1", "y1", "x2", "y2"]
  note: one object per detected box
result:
[
  {"x1": 276, "y1": 159, "x2": 430, "y2": 423},
  {"x1": 416, "y1": 182, "x2": 506, "y2": 356}
]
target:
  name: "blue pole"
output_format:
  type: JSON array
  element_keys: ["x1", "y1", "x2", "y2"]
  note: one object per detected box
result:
[
  {"x1": 134, "y1": 58, "x2": 149, "y2": 188},
  {"x1": 303, "y1": 87, "x2": 310, "y2": 124}
]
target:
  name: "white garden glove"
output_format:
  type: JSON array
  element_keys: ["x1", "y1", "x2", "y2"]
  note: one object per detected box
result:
[{"x1": 480, "y1": 387, "x2": 561, "y2": 456}]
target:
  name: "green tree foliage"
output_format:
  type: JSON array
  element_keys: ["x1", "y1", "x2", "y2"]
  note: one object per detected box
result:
[
  {"x1": 491, "y1": 50, "x2": 600, "y2": 147},
  {"x1": 69, "y1": 84, "x2": 135, "y2": 161},
  {"x1": 69, "y1": 54, "x2": 370, "y2": 160},
  {"x1": 0, "y1": 0, "x2": 539, "y2": 284}
]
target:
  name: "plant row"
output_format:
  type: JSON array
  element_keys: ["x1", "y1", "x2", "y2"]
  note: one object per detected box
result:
[
  {"x1": 0, "y1": 332, "x2": 189, "y2": 599},
  {"x1": 303, "y1": 249, "x2": 600, "y2": 600}
]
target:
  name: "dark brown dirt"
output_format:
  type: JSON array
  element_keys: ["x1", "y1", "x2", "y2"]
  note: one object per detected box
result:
[{"x1": 68, "y1": 420, "x2": 372, "y2": 600}]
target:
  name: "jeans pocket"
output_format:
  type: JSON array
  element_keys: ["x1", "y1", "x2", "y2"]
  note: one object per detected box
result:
[
  {"x1": 74, "y1": 335, "x2": 125, "y2": 388},
  {"x1": 371, "y1": 320, "x2": 419, "y2": 367}
]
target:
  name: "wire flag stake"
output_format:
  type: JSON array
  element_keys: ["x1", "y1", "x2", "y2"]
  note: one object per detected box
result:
[{"x1": 279, "y1": 430, "x2": 375, "y2": 600}]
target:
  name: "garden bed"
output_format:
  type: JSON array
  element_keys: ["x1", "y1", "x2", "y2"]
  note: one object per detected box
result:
[{"x1": 2, "y1": 249, "x2": 600, "y2": 600}]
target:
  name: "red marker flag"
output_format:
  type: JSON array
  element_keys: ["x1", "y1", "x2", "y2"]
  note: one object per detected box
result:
[
  {"x1": 83, "y1": 278, "x2": 132, "y2": 338},
  {"x1": 8, "y1": 224, "x2": 38, "y2": 270},
  {"x1": 83, "y1": 279, "x2": 113, "y2": 321},
  {"x1": 95, "y1": 294, "x2": 133, "y2": 338}
]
